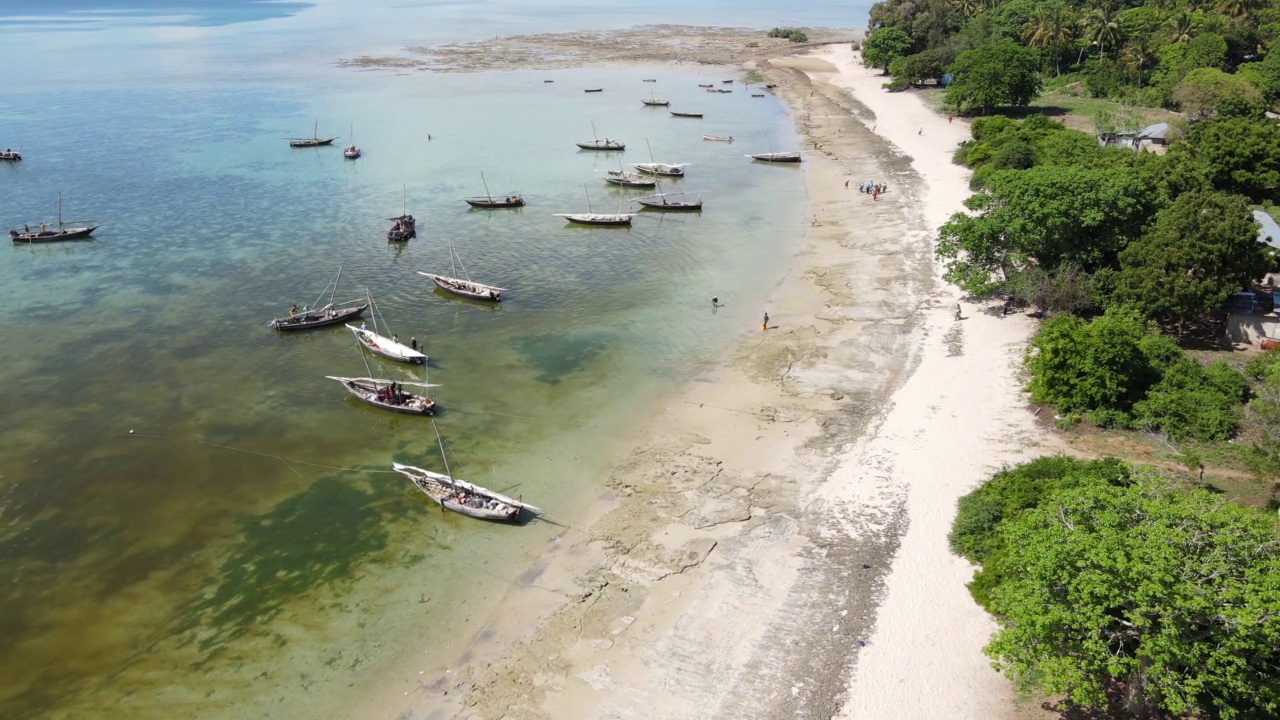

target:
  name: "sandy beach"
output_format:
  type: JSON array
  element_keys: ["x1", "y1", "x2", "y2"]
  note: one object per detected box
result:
[{"x1": 367, "y1": 37, "x2": 1051, "y2": 720}]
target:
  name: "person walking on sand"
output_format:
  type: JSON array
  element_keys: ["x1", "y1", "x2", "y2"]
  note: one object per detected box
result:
[
  {"x1": 712, "y1": 297, "x2": 719, "y2": 308},
  {"x1": 762, "y1": 312, "x2": 769, "y2": 331},
  {"x1": 955, "y1": 304, "x2": 962, "y2": 320},
  {"x1": 845, "y1": 180, "x2": 849, "y2": 189}
]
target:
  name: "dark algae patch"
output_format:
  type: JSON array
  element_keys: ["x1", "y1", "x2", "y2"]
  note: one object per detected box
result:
[
  {"x1": 514, "y1": 330, "x2": 614, "y2": 385},
  {"x1": 174, "y1": 474, "x2": 399, "y2": 659}
]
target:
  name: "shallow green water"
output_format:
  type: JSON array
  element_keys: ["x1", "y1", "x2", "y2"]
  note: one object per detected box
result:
[{"x1": 0, "y1": 44, "x2": 811, "y2": 720}]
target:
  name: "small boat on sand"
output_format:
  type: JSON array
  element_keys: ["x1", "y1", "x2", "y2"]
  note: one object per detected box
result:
[
  {"x1": 747, "y1": 151, "x2": 802, "y2": 163},
  {"x1": 584, "y1": 88, "x2": 603, "y2": 93}
]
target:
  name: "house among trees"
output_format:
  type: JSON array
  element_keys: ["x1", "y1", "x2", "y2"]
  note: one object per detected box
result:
[{"x1": 1097, "y1": 121, "x2": 1171, "y2": 152}]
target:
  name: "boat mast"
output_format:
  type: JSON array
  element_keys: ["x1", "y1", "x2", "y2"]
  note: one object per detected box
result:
[
  {"x1": 481, "y1": 172, "x2": 493, "y2": 203},
  {"x1": 366, "y1": 287, "x2": 381, "y2": 335},
  {"x1": 56, "y1": 193, "x2": 62, "y2": 230},
  {"x1": 583, "y1": 184, "x2": 592, "y2": 214},
  {"x1": 329, "y1": 265, "x2": 342, "y2": 307},
  {"x1": 452, "y1": 243, "x2": 473, "y2": 282},
  {"x1": 431, "y1": 420, "x2": 458, "y2": 489},
  {"x1": 402, "y1": 185, "x2": 407, "y2": 217}
]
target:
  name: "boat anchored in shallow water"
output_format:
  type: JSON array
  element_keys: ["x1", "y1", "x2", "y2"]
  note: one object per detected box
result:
[
  {"x1": 10, "y1": 193, "x2": 98, "y2": 243},
  {"x1": 268, "y1": 266, "x2": 368, "y2": 330},
  {"x1": 328, "y1": 376, "x2": 437, "y2": 415},
  {"x1": 347, "y1": 289, "x2": 426, "y2": 364},
  {"x1": 747, "y1": 151, "x2": 802, "y2": 163},
  {"x1": 393, "y1": 422, "x2": 541, "y2": 522},
  {"x1": 463, "y1": 172, "x2": 525, "y2": 208},
  {"x1": 387, "y1": 187, "x2": 416, "y2": 241},
  {"x1": 418, "y1": 242, "x2": 504, "y2": 301},
  {"x1": 288, "y1": 120, "x2": 337, "y2": 147}
]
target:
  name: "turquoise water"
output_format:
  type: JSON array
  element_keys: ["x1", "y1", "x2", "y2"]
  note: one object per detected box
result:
[{"x1": 0, "y1": 1, "x2": 865, "y2": 716}]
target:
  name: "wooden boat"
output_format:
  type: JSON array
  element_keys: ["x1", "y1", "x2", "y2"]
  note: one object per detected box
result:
[
  {"x1": 697, "y1": 83, "x2": 714, "y2": 88},
  {"x1": 716, "y1": 89, "x2": 733, "y2": 94},
  {"x1": 349, "y1": 324, "x2": 426, "y2": 363},
  {"x1": 752, "y1": 93, "x2": 766, "y2": 98},
  {"x1": 747, "y1": 152, "x2": 802, "y2": 163},
  {"x1": 544, "y1": 79, "x2": 554, "y2": 83},
  {"x1": 418, "y1": 242, "x2": 504, "y2": 301},
  {"x1": 633, "y1": 192, "x2": 703, "y2": 211},
  {"x1": 577, "y1": 121, "x2": 623, "y2": 151},
  {"x1": 641, "y1": 99, "x2": 670, "y2": 107},
  {"x1": 346, "y1": 289, "x2": 426, "y2": 364},
  {"x1": 556, "y1": 185, "x2": 634, "y2": 225},
  {"x1": 270, "y1": 302, "x2": 366, "y2": 330},
  {"x1": 393, "y1": 422, "x2": 541, "y2": 522},
  {"x1": 464, "y1": 172, "x2": 524, "y2": 208},
  {"x1": 269, "y1": 266, "x2": 368, "y2": 330},
  {"x1": 584, "y1": 88, "x2": 603, "y2": 93},
  {"x1": 343, "y1": 124, "x2": 360, "y2": 159},
  {"x1": 631, "y1": 162, "x2": 687, "y2": 177},
  {"x1": 288, "y1": 120, "x2": 337, "y2": 147},
  {"x1": 605, "y1": 170, "x2": 656, "y2": 188},
  {"x1": 0, "y1": 148, "x2": 20, "y2": 161},
  {"x1": 670, "y1": 111, "x2": 703, "y2": 118},
  {"x1": 327, "y1": 376, "x2": 437, "y2": 415},
  {"x1": 10, "y1": 193, "x2": 97, "y2": 243},
  {"x1": 631, "y1": 140, "x2": 687, "y2": 179},
  {"x1": 555, "y1": 212, "x2": 634, "y2": 225},
  {"x1": 702, "y1": 135, "x2": 734, "y2": 142},
  {"x1": 721, "y1": 79, "x2": 734, "y2": 84},
  {"x1": 643, "y1": 78, "x2": 657, "y2": 82},
  {"x1": 387, "y1": 187, "x2": 416, "y2": 241}
]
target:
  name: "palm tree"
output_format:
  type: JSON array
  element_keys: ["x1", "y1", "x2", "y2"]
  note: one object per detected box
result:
[
  {"x1": 1023, "y1": 5, "x2": 1076, "y2": 75},
  {"x1": 1080, "y1": 1, "x2": 1123, "y2": 59},
  {"x1": 1215, "y1": 0, "x2": 1260, "y2": 18},
  {"x1": 1121, "y1": 38, "x2": 1155, "y2": 87},
  {"x1": 1163, "y1": 11, "x2": 1196, "y2": 44},
  {"x1": 952, "y1": 0, "x2": 985, "y2": 19}
]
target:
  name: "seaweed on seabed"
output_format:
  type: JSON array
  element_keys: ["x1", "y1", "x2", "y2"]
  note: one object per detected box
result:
[{"x1": 171, "y1": 475, "x2": 402, "y2": 662}]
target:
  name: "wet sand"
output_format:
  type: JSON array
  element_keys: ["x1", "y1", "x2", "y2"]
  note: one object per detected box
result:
[{"x1": 348, "y1": 31, "x2": 1050, "y2": 720}]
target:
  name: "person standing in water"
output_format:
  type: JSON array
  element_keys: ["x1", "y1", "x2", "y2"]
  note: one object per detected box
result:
[{"x1": 762, "y1": 312, "x2": 769, "y2": 331}]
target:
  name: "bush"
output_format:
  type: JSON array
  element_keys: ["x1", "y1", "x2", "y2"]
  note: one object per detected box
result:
[{"x1": 767, "y1": 28, "x2": 809, "y2": 43}]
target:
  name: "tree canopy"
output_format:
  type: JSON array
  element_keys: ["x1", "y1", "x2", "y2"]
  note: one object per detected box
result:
[
  {"x1": 936, "y1": 165, "x2": 1159, "y2": 294},
  {"x1": 1114, "y1": 190, "x2": 1266, "y2": 329},
  {"x1": 945, "y1": 42, "x2": 1043, "y2": 114},
  {"x1": 1172, "y1": 116, "x2": 1280, "y2": 204},
  {"x1": 982, "y1": 479, "x2": 1280, "y2": 718},
  {"x1": 862, "y1": 27, "x2": 914, "y2": 73}
]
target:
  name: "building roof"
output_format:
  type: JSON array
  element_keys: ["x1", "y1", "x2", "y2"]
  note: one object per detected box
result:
[{"x1": 1137, "y1": 122, "x2": 1171, "y2": 140}]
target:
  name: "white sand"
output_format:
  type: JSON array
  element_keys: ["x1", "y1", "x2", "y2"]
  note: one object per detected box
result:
[
  {"x1": 383, "y1": 40, "x2": 1049, "y2": 720},
  {"x1": 795, "y1": 45, "x2": 1048, "y2": 719}
]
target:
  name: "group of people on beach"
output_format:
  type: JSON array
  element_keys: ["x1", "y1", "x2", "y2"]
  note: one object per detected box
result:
[{"x1": 844, "y1": 179, "x2": 889, "y2": 201}]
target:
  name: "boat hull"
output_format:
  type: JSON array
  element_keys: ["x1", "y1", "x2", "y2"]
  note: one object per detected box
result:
[
  {"x1": 464, "y1": 197, "x2": 525, "y2": 208},
  {"x1": 347, "y1": 325, "x2": 427, "y2": 364},
  {"x1": 670, "y1": 112, "x2": 703, "y2": 118},
  {"x1": 555, "y1": 213, "x2": 633, "y2": 226},
  {"x1": 289, "y1": 138, "x2": 336, "y2": 147},
  {"x1": 636, "y1": 200, "x2": 702, "y2": 211},
  {"x1": 576, "y1": 142, "x2": 624, "y2": 151},
  {"x1": 10, "y1": 226, "x2": 97, "y2": 242},
  {"x1": 393, "y1": 463, "x2": 535, "y2": 522},
  {"x1": 270, "y1": 304, "x2": 367, "y2": 331},
  {"x1": 421, "y1": 273, "x2": 502, "y2": 301},
  {"x1": 748, "y1": 153, "x2": 802, "y2": 163},
  {"x1": 334, "y1": 379, "x2": 436, "y2": 415}
]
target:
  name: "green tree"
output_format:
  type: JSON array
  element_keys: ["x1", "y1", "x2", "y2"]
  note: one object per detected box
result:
[
  {"x1": 1024, "y1": 308, "x2": 1158, "y2": 414},
  {"x1": 888, "y1": 49, "x2": 948, "y2": 85},
  {"x1": 982, "y1": 480, "x2": 1280, "y2": 718},
  {"x1": 1022, "y1": 2, "x2": 1075, "y2": 75},
  {"x1": 1236, "y1": 45, "x2": 1280, "y2": 106},
  {"x1": 1173, "y1": 116, "x2": 1280, "y2": 202},
  {"x1": 1120, "y1": 37, "x2": 1156, "y2": 86},
  {"x1": 863, "y1": 27, "x2": 914, "y2": 73},
  {"x1": 1081, "y1": 0, "x2": 1124, "y2": 58},
  {"x1": 1114, "y1": 190, "x2": 1266, "y2": 329},
  {"x1": 936, "y1": 165, "x2": 1158, "y2": 293},
  {"x1": 945, "y1": 42, "x2": 1043, "y2": 114},
  {"x1": 1173, "y1": 67, "x2": 1264, "y2": 120}
]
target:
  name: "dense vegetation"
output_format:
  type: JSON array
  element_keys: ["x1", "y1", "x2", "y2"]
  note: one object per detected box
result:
[
  {"x1": 767, "y1": 27, "x2": 810, "y2": 43},
  {"x1": 866, "y1": 0, "x2": 1280, "y2": 114},
  {"x1": 950, "y1": 457, "x2": 1280, "y2": 718},
  {"x1": 874, "y1": 0, "x2": 1280, "y2": 715}
]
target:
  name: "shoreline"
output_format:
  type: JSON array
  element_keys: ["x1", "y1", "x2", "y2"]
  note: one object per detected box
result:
[{"x1": 372, "y1": 38, "x2": 1050, "y2": 720}]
